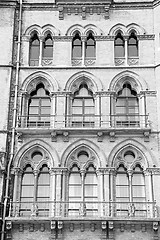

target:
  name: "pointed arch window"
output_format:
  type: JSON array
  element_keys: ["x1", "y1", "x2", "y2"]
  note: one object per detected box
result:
[
  {"x1": 114, "y1": 32, "x2": 125, "y2": 58},
  {"x1": 116, "y1": 163, "x2": 146, "y2": 217},
  {"x1": 128, "y1": 32, "x2": 138, "y2": 57},
  {"x1": 72, "y1": 32, "x2": 82, "y2": 59},
  {"x1": 28, "y1": 83, "x2": 51, "y2": 127},
  {"x1": 37, "y1": 165, "x2": 50, "y2": 216},
  {"x1": 71, "y1": 83, "x2": 95, "y2": 127},
  {"x1": 68, "y1": 161, "x2": 98, "y2": 216},
  {"x1": 20, "y1": 165, "x2": 34, "y2": 216},
  {"x1": 29, "y1": 32, "x2": 40, "y2": 66},
  {"x1": 85, "y1": 32, "x2": 96, "y2": 58},
  {"x1": 115, "y1": 83, "x2": 139, "y2": 127},
  {"x1": 42, "y1": 33, "x2": 53, "y2": 59},
  {"x1": 20, "y1": 164, "x2": 50, "y2": 217}
]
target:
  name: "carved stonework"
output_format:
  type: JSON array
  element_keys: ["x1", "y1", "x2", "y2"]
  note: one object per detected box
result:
[
  {"x1": 128, "y1": 58, "x2": 139, "y2": 65},
  {"x1": 42, "y1": 59, "x2": 53, "y2": 66},
  {"x1": 56, "y1": 1, "x2": 112, "y2": 20},
  {"x1": 72, "y1": 59, "x2": 82, "y2": 66},
  {"x1": 115, "y1": 57, "x2": 125, "y2": 66},
  {"x1": 85, "y1": 58, "x2": 96, "y2": 66}
]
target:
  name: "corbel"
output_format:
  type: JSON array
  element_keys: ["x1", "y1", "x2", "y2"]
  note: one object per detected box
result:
[
  {"x1": 18, "y1": 224, "x2": 24, "y2": 232},
  {"x1": 108, "y1": 221, "x2": 114, "y2": 239},
  {"x1": 29, "y1": 223, "x2": 34, "y2": 232},
  {"x1": 89, "y1": 7, "x2": 93, "y2": 15},
  {"x1": 109, "y1": 131, "x2": 115, "y2": 142},
  {"x1": 17, "y1": 132, "x2": 23, "y2": 142},
  {"x1": 58, "y1": 221, "x2": 63, "y2": 230},
  {"x1": 104, "y1": 6, "x2": 109, "y2": 19},
  {"x1": 120, "y1": 223, "x2": 125, "y2": 232},
  {"x1": 75, "y1": 8, "x2": 78, "y2": 15},
  {"x1": 51, "y1": 220, "x2": 56, "y2": 230},
  {"x1": 101, "y1": 221, "x2": 107, "y2": 230},
  {"x1": 153, "y1": 222, "x2": 159, "y2": 240},
  {"x1": 90, "y1": 223, "x2": 95, "y2": 232},
  {"x1": 63, "y1": 131, "x2": 69, "y2": 142},
  {"x1": 6, "y1": 221, "x2": 12, "y2": 231},
  {"x1": 153, "y1": 222, "x2": 159, "y2": 231},
  {"x1": 141, "y1": 224, "x2": 146, "y2": 232},
  {"x1": 67, "y1": 8, "x2": 71, "y2": 15},
  {"x1": 51, "y1": 131, "x2": 57, "y2": 142},
  {"x1": 97, "y1": 131, "x2": 103, "y2": 142},
  {"x1": 144, "y1": 131, "x2": 150, "y2": 142},
  {"x1": 40, "y1": 223, "x2": 45, "y2": 232},
  {"x1": 58, "y1": 6, "x2": 64, "y2": 20},
  {"x1": 80, "y1": 223, "x2": 85, "y2": 232},
  {"x1": 131, "y1": 224, "x2": 135, "y2": 232},
  {"x1": 69, "y1": 223, "x2": 74, "y2": 232},
  {"x1": 82, "y1": 6, "x2": 86, "y2": 20}
]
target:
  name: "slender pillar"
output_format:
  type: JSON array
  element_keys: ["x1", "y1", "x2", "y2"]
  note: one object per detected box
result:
[
  {"x1": 39, "y1": 36, "x2": 43, "y2": 66},
  {"x1": 82, "y1": 36, "x2": 85, "y2": 66}
]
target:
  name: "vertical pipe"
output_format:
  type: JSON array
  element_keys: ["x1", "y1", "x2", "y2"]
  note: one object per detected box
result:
[{"x1": 1, "y1": 1, "x2": 22, "y2": 240}]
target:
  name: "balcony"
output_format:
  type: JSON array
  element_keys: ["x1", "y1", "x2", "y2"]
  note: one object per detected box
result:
[
  {"x1": 18, "y1": 114, "x2": 150, "y2": 130},
  {"x1": 8, "y1": 201, "x2": 157, "y2": 219}
]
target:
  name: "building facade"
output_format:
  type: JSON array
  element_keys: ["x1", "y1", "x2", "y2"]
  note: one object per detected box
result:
[{"x1": 1, "y1": 0, "x2": 160, "y2": 239}]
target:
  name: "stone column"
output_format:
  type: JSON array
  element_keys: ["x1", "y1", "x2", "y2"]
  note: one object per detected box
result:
[
  {"x1": 124, "y1": 36, "x2": 128, "y2": 66},
  {"x1": 50, "y1": 169, "x2": 56, "y2": 217},
  {"x1": 39, "y1": 36, "x2": 43, "y2": 66},
  {"x1": 50, "y1": 93, "x2": 56, "y2": 128},
  {"x1": 103, "y1": 169, "x2": 110, "y2": 216},
  {"x1": 82, "y1": 36, "x2": 85, "y2": 66}
]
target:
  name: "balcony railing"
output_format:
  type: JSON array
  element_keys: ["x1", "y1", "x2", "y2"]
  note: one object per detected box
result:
[
  {"x1": 9, "y1": 201, "x2": 157, "y2": 219},
  {"x1": 18, "y1": 114, "x2": 150, "y2": 129}
]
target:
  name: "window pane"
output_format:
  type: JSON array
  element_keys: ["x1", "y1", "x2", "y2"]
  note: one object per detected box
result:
[
  {"x1": 69, "y1": 173, "x2": 81, "y2": 184},
  {"x1": 69, "y1": 186, "x2": 81, "y2": 197},
  {"x1": 115, "y1": 46, "x2": 124, "y2": 57}
]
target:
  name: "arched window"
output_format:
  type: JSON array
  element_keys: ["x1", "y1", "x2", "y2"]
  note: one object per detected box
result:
[
  {"x1": 20, "y1": 165, "x2": 34, "y2": 216},
  {"x1": 29, "y1": 32, "x2": 40, "y2": 66},
  {"x1": 42, "y1": 33, "x2": 53, "y2": 59},
  {"x1": 115, "y1": 83, "x2": 139, "y2": 127},
  {"x1": 116, "y1": 163, "x2": 146, "y2": 217},
  {"x1": 85, "y1": 32, "x2": 96, "y2": 58},
  {"x1": 128, "y1": 32, "x2": 138, "y2": 57},
  {"x1": 28, "y1": 83, "x2": 51, "y2": 127},
  {"x1": 72, "y1": 32, "x2": 82, "y2": 58},
  {"x1": 37, "y1": 165, "x2": 50, "y2": 216},
  {"x1": 20, "y1": 163, "x2": 50, "y2": 217},
  {"x1": 68, "y1": 165, "x2": 81, "y2": 215},
  {"x1": 84, "y1": 165, "x2": 98, "y2": 216},
  {"x1": 71, "y1": 83, "x2": 95, "y2": 127},
  {"x1": 68, "y1": 162, "x2": 98, "y2": 216},
  {"x1": 114, "y1": 32, "x2": 125, "y2": 58}
]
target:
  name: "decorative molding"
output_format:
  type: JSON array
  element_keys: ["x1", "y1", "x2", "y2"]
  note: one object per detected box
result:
[
  {"x1": 56, "y1": 1, "x2": 112, "y2": 20},
  {"x1": 144, "y1": 131, "x2": 150, "y2": 142},
  {"x1": 51, "y1": 220, "x2": 56, "y2": 230},
  {"x1": 140, "y1": 90, "x2": 157, "y2": 96},
  {"x1": 29, "y1": 223, "x2": 34, "y2": 232},
  {"x1": 19, "y1": 224, "x2": 24, "y2": 232},
  {"x1": 58, "y1": 221, "x2": 63, "y2": 230},
  {"x1": 69, "y1": 223, "x2": 74, "y2": 232},
  {"x1": 85, "y1": 59, "x2": 96, "y2": 66},
  {"x1": 128, "y1": 58, "x2": 139, "y2": 66},
  {"x1": 141, "y1": 224, "x2": 146, "y2": 232},
  {"x1": 63, "y1": 131, "x2": 69, "y2": 142},
  {"x1": 97, "y1": 131, "x2": 103, "y2": 142},
  {"x1": 101, "y1": 221, "x2": 107, "y2": 230},
  {"x1": 138, "y1": 34, "x2": 155, "y2": 40},
  {"x1": 120, "y1": 223, "x2": 125, "y2": 232},
  {"x1": 109, "y1": 131, "x2": 115, "y2": 142},
  {"x1": 72, "y1": 59, "x2": 82, "y2": 66},
  {"x1": 80, "y1": 223, "x2": 85, "y2": 232},
  {"x1": 51, "y1": 131, "x2": 57, "y2": 142},
  {"x1": 153, "y1": 222, "x2": 159, "y2": 231},
  {"x1": 40, "y1": 223, "x2": 45, "y2": 232},
  {"x1": 90, "y1": 223, "x2": 95, "y2": 232},
  {"x1": 115, "y1": 58, "x2": 125, "y2": 66},
  {"x1": 42, "y1": 59, "x2": 53, "y2": 66}
]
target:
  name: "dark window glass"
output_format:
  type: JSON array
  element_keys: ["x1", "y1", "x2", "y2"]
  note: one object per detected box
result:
[
  {"x1": 28, "y1": 83, "x2": 51, "y2": 127},
  {"x1": 116, "y1": 83, "x2": 139, "y2": 126},
  {"x1": 85, "y1": 32, "x2": 96, "y2": 58},
  {"x1": 29, "y1": 33, "x2": 40, "y2": 66},
  {"x1": 115, "y1": 32, "x2": 125, "y2": 58},
  {"x1": 72, "y1": 83, "x2": 94, "y2": 127},
  {"x1": 42, "y1": 34, "x2": 53, "y2": 58},
  {"x1": 72, "y1": 32, "x2": 82, "y2": 58},
  {"x1": 128, "y1": 32, "x2": 138, "y2": 57}
]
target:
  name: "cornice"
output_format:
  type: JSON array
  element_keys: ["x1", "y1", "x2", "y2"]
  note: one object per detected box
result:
[{"x1": 0, "y1": 0, "x2": 17, "y2": 7}]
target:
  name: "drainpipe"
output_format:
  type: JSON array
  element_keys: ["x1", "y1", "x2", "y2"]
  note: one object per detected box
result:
[{"x1": 1, "y1": 0, "x2": 22, "y2": 240}]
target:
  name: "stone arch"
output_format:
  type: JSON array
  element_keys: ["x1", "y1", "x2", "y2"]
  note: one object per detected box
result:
[
  {"x1": 66, "y1": 24, "x2": 84, "y2": 36},
  {"x1": 24, "y1": 24, "x2": 42, "y2": 37},
  {"x1": 84, "y1": 24, "x2": 103, "y2": 36},
  {"x1": 108, "y1": 23, "x2": 126, "y2": 36},
  {"x1": 61, "y1": 139, "x2": 106, "y2": 168},
  {"x1": 42, "y1": 24, "x2": 60, "y2": 36},
  {"x1": 126, "y1": 23, "x2": 146, "y2": 35},
  {"x1": 64, "y1": 71, "x2": 103, "y2": 93},
  {"x1": 21, "y1": 71, "x2": 59, "y2": 94},
  {"x1": 109, "y1": 70, "x2": 148, "y2": 93},
  {"x1": 13, "y1": 139, "x2": 60, "y2": 169},
  {"x1": 108, "y1": 139, "x2": 156, "y2": 169}
]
